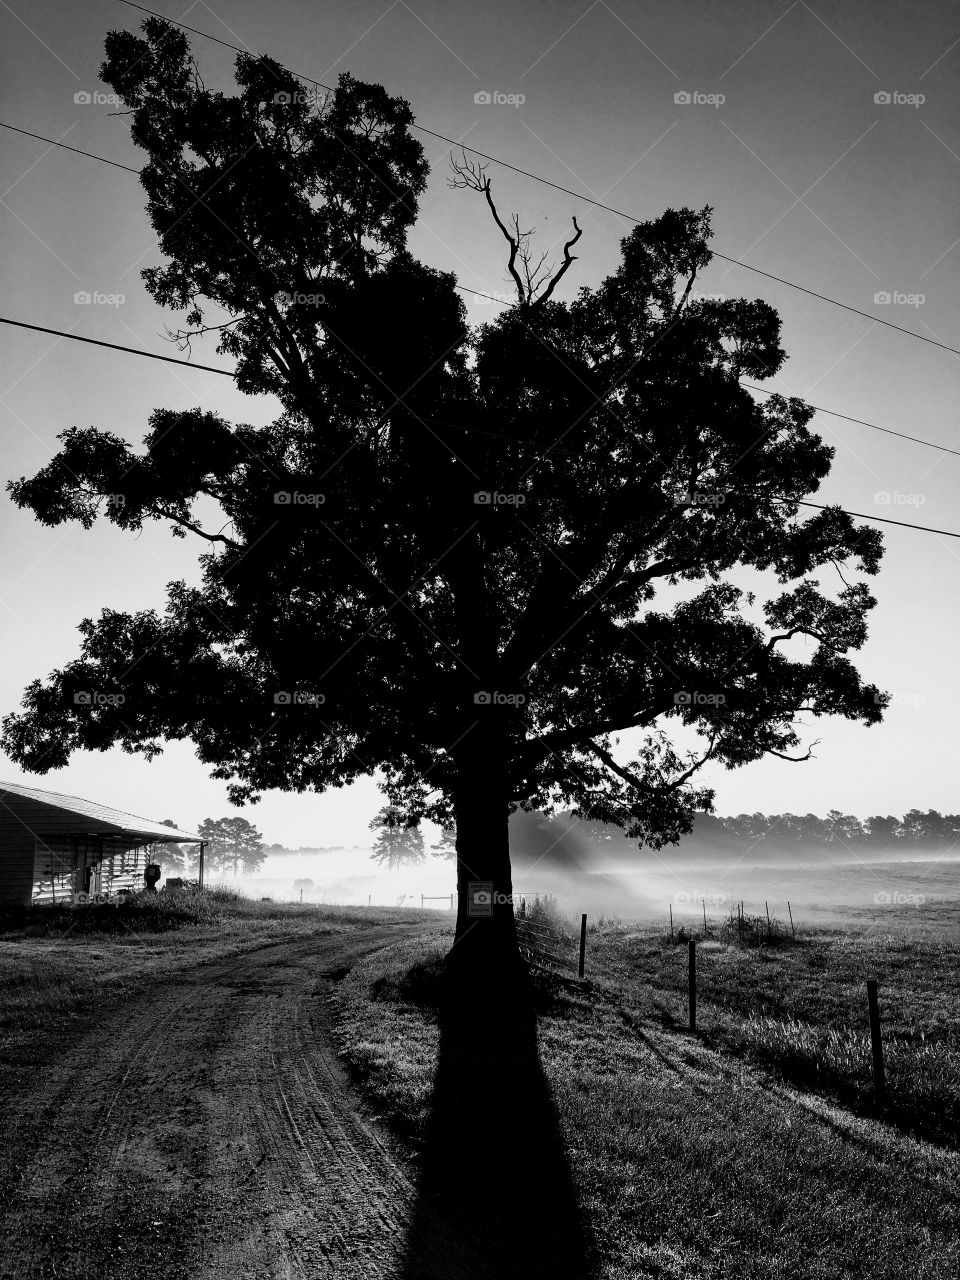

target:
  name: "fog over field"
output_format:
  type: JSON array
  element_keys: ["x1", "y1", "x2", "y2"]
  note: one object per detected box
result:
[{"x1": 211, "y1": 838, "x2": 960, "y2": 929}]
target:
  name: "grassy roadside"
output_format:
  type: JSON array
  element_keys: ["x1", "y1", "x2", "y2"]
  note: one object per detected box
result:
[
  {"x1": 586, "y1": 916, "x2": 960, "y2": 1146},
  {"x1": 332, "y1": 921, "x2": 960, "y2": 1279}
]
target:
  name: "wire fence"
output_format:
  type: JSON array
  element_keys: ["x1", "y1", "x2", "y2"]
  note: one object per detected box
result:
[{"x1": 515, "y1": 898, "x2": 581, "y2": 975}]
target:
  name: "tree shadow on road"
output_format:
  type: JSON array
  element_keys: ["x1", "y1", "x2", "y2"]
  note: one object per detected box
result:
[{"x1": 395, "y1": 968, "x2": 596, "y2": 1280}]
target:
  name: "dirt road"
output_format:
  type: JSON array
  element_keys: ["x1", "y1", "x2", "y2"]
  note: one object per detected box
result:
[{"x1": 0, "y1": 926, "x2": 455, "y2": 1280}]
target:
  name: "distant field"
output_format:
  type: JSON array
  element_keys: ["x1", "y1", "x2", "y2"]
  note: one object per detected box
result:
[{"x1": 503, "y1": 854, "x2": 960, "y2": 931}]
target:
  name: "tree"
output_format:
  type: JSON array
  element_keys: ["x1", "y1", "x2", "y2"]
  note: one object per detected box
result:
[
  {"x1": 825, "y1": 809, "x2": 863, "y2": 847},
  {"x1": 369, "y1": 804, "x2": 426, "y2": 870},
  {"x1": 155, "y1": 817, "x2": 188, "y2": 873},
  {"x1": 197, "y1": 816, "x2": 266, "y2": 878},
  {"x1": 2, "y1": 18, "x2": 886, "y2": 989},
  {"x1": 864, "y1": 814, "x2": 901, "y2": 845}
]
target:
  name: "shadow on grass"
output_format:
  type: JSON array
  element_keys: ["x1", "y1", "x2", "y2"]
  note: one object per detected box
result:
[{"x1": 395, "y1": 967, "x2": 596, "y2": 1280}]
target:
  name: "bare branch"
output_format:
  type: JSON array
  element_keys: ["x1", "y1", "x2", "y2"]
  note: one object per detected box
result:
[
  {"x1": 766, "y1": 739, "x2": 820, "y2": 762},
  {"x1": 534, "y1": 217, "x2": 582, "y2": 307},
  {"x1": 449, "y1": 153, "x2": 583, "y2": 306}
]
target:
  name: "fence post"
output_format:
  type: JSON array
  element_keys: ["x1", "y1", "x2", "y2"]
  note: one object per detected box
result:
[
  {"x1": 866, "y1": 980, "x2": 886, "y2": 1104},
  {"x1": 367, "y1": 894, "x2": 371, "y2": 907},
  {"x1": 669, "y1": 903, "x2": 674, "y2": 941},
  {"x1": 688, "y1": 939, "x2": 697, "y2": 1031},
  {"x1": 578, "y1": 914, "x2": 587, "y2": 979},
  {"x1": 765, "y1": 900, "x2": 771, "y2": 940},
  {"x1": 450, "y1": 893, "x2": 454, "y2": 911},
  {"x1": 702, "y1": 899, "x2": 707, "y2": 935},
  {"x1": 421, "y1": 894, "x2": 424, "y2": 908},
  {"x1": 787, "y1": 900, "x2": 796, "y2": 939}
]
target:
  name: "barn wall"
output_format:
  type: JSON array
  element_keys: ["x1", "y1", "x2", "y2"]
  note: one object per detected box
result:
[
  {"x1": 0, "y1": 808, "x2": 41, "y2": 904},
  {"x1": 0, "y1": 788, "x2": 199, "y2": 905}
]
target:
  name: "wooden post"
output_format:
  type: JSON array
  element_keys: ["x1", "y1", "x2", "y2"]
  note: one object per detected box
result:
[
  {"x1": 578, "y1": 914, "x2": 587, "y2": 979},
  {"x1": 669, "y1": 903, "x2": 674, "y2": 941},
  {"x1": 367, "y1": 894, "x2": 371, "y2": 907},
  {"x1": 702, "y1": 899, "x2": 707, "y2": 936},
  {"x1": 420, "y1": 894, "x2": 424, "y2": 908},
  {"x1": 520, "y1": 896, "x2": 526, "y2": 919},
  {"x1": 765, "y1": 900, "x2": 771, "y2": 940},
  {"x1": 300, "y1": 889, "x2": 303, "y2": 904},
  {"x1": 450, "y1": 893, "x2": 454, "y2": 911},
  {"x1": 199, "y1": 842, "x2": 205, "y2": 890},
  {"x1": 688, "y1": 939, "x2": 697, "y2": 1032},
  {"x1": 866, "y1": 980, "x2": 886, "y2": 1104},
  {"x1": 787, "y1": 900, "x2": 796, "y2": 939}
]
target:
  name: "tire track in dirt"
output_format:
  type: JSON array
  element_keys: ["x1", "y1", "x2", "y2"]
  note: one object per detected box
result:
[{"x1": 0, "y1": 925, "x2": 452, "y2": 1280}]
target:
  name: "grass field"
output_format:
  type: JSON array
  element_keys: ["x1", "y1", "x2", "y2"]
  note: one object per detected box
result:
[
  {"x1": 333, "y1": 906, "x2": 960, "y2": 1279},
  {"x1": 4, "y1": 892, "x2": 959, "y2": 1277}
]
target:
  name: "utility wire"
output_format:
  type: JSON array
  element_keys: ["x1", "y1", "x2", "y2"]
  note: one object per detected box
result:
[
  {"x1": 0, "y1": 316, "x2": 233, "y2": 375},
  {"x1": 0, "y1": 122, "x2": 139, "y2": 173},
  {"x1": 460, "y1": 285, "x2": 960, "y2": 461},
  {"x1": 2, "y1": 314, "x2": 957, "y2": 540},
  {"x1": 4, "y1": 124, "x2": 958, "y2": 463},
  {"x1": 107, "y1": 0, "x2": 960, "y2": 360}
]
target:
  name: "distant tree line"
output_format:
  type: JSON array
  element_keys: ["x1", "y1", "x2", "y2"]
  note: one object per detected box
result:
[
  {"x1": 155, "y1": 816, "x2": 267, "y2": 877},
  {"x1": 717, "y1": 809, "x2": 960, "y2": 849}
]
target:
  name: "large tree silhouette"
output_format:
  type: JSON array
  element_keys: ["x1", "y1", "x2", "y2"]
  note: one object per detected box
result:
[{"x1": 3, "y1": 18, "x2": 886, "y2": 986}]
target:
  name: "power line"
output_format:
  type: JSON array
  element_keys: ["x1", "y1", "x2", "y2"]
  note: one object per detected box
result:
[
  {"x1": 2, "y1": 314, "x2": 956, "y2": 540},
  {"x1": 461, "y1": 284, "x2": 960, "y2": 462},
  {"x1": 108, "y1": 0, "x2": 960, "y2": 360},
  {"x1": 0, "y1": 316, "x2": 232, "y2": 375},
  {"x1": 789, "y1": 500, "x2": 960, "y2": 540},
  {"x1": 10, "y1": 113, "x2": 960, "y2": 397},
  {"x1": 0, "y1": 122, "x2": 139, "y2": 173}
]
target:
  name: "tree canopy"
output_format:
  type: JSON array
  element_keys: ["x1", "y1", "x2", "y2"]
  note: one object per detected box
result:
[
  {"x1": 2, "y1": 17, "x2": 886, "y2": 965},
  {"x1": 197, "y1": 815, "x2": 266, "y2": 877}
]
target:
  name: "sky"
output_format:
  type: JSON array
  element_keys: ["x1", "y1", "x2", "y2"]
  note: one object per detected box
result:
[{"x1": 1, "y1": 0, "x2": 959, "y2": 847}]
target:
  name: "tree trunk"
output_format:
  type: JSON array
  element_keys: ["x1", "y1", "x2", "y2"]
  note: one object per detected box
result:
[{"x1": 447, "y1": 714, "x2": 523, "y2": 997}]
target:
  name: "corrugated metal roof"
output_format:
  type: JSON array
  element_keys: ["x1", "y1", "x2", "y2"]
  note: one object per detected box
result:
[{"x1": 0, "y1": 780, "x2": 202, "y2": 842}]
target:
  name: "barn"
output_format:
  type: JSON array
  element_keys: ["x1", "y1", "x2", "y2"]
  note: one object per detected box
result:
[{"x1": 0, "y1": 780, "x2": 203, "y2": 905}]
